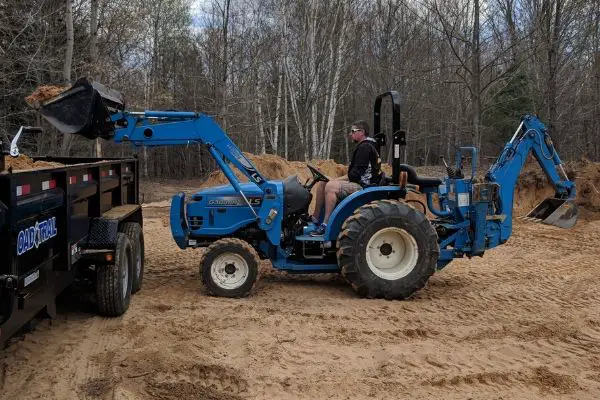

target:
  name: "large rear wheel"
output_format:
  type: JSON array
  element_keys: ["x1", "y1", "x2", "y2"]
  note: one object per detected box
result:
[{"x1": 337, "y1": 200, "x2": 439, "y2": 299}]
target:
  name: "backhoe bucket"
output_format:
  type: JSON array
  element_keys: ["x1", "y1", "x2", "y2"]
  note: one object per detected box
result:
[
  {"x1": 39, "y1": 77, "x2": 123, "y2": 140},
  {"x1": 524, "y1": 198, "x2": 577, "y2": 229}
]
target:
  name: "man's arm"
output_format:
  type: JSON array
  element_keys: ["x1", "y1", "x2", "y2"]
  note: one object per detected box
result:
[{"x1": 347, "y1": 144, "x2": 370, "y2": 183}]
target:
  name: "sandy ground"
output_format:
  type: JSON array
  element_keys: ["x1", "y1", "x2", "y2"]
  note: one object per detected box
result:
[
  {"x1": 2, "y1": 153, "x2": 600, "y2": 399},
  {"x1": 1, "y1": 200, "x2": 600, "y2": 399}
]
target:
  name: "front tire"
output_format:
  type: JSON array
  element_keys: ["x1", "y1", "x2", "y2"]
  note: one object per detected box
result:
[
  {"x1": 200, "y1": 238, "x2": 260, "y2": 298},
  {"x1": 337, "y1": 200, "x2": 439, "y2": 299}
]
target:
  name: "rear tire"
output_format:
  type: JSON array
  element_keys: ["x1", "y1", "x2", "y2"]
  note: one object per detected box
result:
[
  {"x1": 337, "y1": 200, "x2": 439, "y2": 299},
  {"x1": 119, "y1": 222, "x2": 144, "y2": 293},
  {"x1": 200, "y1": 238, "x2": 259, "y2": 298},
  {"x1": 96, "y1": 233, "x2": 133, "y2": 316}
]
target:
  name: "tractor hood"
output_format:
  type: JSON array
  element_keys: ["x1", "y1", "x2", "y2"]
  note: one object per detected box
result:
[{"x1": 191, "y1": 182, "x2": 262, "y2": 201}]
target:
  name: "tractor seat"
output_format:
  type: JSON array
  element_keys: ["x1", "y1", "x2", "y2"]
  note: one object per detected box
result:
[{"x1": 399, "y1": 164, "x2": 442, "y2": 188}]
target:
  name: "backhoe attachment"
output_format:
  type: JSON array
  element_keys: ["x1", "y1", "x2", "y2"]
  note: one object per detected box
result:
[{"x1": 487, "y1": 114, "x2": 577, "y2": 230}]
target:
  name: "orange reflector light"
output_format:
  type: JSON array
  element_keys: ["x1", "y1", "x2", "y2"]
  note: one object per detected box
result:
[{"x1": 106, "y1": 254, "x2": 113, "y2": 262}]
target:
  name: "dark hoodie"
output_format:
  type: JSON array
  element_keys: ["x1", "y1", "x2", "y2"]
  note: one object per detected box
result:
[{"x1": 348, "y1": 137, "x2": 382, "y2": 187}]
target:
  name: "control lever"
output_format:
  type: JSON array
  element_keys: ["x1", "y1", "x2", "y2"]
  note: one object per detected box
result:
[
  {"x1": 440, "y1": 156, "x2": 464, "y2": 179},
  {"x1": 10, "y1": 126, "x2": 43, "y2": 157}
]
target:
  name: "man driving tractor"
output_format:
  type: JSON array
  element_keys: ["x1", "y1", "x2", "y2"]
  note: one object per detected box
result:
[{"x1": 309, "y1": 120, "x2": 383, "y2": 236}]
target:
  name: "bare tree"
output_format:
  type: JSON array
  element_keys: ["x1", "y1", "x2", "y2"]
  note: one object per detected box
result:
[{"x1": 60, "y1": 0, "x2": 75, "y2": 156}]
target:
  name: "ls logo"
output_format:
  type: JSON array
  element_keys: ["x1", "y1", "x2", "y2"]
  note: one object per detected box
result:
[{"x1": 17, "y1": 217, "x2": 57, "y2": 256}]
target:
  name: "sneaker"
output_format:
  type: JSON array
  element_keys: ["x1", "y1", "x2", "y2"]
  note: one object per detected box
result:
[{"x1": 310, "y1": 223, "x2": 327, "y2": 236}]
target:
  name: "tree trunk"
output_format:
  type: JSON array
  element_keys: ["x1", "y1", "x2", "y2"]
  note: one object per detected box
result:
[
  {"x1": 219, "y1": 0, "x2": 231, "y2": 130},
  {"x1": 471, "y1": 0, "x2": 481, "y2": 150},
  {"x1": 90, "y1": 0, "x2": 102, "y2": 157},
  {"x1": 547, "y1": 0, "x2": 562, "y2": 136},
  {"x1": 60, "y1": 0, "x2": 74, "y2": 156},
  {"x1": 256, "y1": 69, "x2": 266, "y2": 154},
  {"x1": 284, "y1": 70, "x2": 288, "y2": 160},
  {"x1": 324, "y1": 3, "x2": 347, "y2": 159},
  {"x1": 283, "y1": 1, "x2": 308, "y2": 161},
  {"x1": 308, "y1": 0, "x2": 319, "y2": 159}
]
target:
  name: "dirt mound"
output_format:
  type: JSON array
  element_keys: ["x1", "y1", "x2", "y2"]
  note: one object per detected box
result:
[
  {"x1": 201, "y1": 153, "x2": 347, "y2": 188},
  {"x1": 25, "y1": 85, "x2": 69, "y2": 107},
  {"x1": 3, "y1": 155, "x2": 64, "y2": 171},
  {"x1": 515, "y1": 157, "x2": 600, "y2": 214}
]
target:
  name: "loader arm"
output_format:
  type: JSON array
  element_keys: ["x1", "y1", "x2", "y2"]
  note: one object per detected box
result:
[
  {"x1": 485, "y1": 113, "x2": 576, "y2": 235},
  {"x1": 108, "y1": 111, "x2": 284, "y2": 232},
  {"x1": 112, "y1": 111, "x2": 268, "y2": 190}
]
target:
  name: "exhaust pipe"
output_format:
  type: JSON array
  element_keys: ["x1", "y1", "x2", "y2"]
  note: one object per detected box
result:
[
  {"x1": 525, "y1": 197, "x2": 577, "y2": 229},
  {"x1": 39, "y1": 77, "x2": 124, "y2": 140}
]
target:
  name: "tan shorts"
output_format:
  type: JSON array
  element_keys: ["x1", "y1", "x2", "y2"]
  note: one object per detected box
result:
[{"x1": 338, "y1": 181, "x2": 362, "y2": 200}]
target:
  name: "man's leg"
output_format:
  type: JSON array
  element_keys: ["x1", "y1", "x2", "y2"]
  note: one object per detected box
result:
[
  {"x1": 322, "y1": 180, "x2": 343, "y2": 224},
  {"x1": 310, "y1": 180, "x2": 346, "y2": 236},
  {"x1": 310, "y1": 181, "x2": 326, "y2": 221}
]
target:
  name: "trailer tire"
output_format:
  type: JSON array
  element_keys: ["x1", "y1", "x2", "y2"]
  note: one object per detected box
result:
[
  {"x1": 200, "y1": 238, "x2": 259, "y2": 298},
  {"x1": 96, "y1": 233, "x2": 133, "y2": 316},
  {"x1": 119, "y1": 222, "x2": 144, "y2": 293},
  {"x1": 337, "y1": 200, "x2": 439, "y2": 299}
]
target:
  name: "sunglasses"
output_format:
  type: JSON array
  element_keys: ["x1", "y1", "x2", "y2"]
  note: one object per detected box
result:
[{"x1": 349, "y1": 128, "x2": 363, "y2": 134}]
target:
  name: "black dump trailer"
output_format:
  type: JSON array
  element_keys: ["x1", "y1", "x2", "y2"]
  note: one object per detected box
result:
[{"x1": 0, "y1": 154, "x2": 144, "y2": 343}]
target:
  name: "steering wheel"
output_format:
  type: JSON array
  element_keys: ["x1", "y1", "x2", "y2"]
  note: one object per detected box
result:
[{"x1": 305, "y1": 164, "x2": 329, "y2": 189}]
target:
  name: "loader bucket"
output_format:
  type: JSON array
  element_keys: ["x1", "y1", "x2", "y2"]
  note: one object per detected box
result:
[
  {"x1": 39, "y1": 77, "x2": 123, "y2": 140},
  {"x1": 524, "y1": 198, "x2": 577, "y2": 229}
]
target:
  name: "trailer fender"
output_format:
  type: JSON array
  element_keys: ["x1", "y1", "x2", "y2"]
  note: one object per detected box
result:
[{"x1": 87, "y1": 218, "x2": 120, "y2": 249}]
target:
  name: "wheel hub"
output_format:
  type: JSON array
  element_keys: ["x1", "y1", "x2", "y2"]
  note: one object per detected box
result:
[
  {"x1": 379, "y1": 243, "x2": 393, "y2": 256},
  {"x1": 225, "y1": 263, "x2": 236, "y2": 274}
]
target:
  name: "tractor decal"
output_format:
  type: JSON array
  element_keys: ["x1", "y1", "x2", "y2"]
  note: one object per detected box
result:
[{"x1": 207, "y1": 196, "x2": 262, "y2": 207}]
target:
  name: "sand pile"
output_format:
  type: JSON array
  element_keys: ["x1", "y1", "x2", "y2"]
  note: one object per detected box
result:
[
  {"x1": 515, "y1": 157, "x2": 600, "y2": 213},
  {"x1": 3, "y1": 155, "x2": 64, "y2": 171},
  {"x1": 25, "y1": 85, "x2": 69, "y2": 107},
  {"x1": 200, "y1": 152, "x2": 347, "y2": 188}
]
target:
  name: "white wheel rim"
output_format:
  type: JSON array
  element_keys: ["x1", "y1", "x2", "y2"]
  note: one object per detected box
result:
[
  {"x1": 121, "y1": 254, "x2": 129, "y2": 299},
  {"x1": 365, "y1": 227, "x2": 419, "y2": 280},
  {"x1": 210, "y1": 253, "x2": 249, "y2": 290}
]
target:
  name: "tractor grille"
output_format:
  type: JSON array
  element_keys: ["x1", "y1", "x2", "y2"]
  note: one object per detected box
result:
[{"x1": 188, "y1": 216, "x2": 203, "y2": 229}]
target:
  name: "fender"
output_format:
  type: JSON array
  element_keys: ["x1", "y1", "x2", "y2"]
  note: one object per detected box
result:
[
  {"x1": 324, "y1": 186, "x2": 405, "y2": 241},
  {"x1": 170, "y1": 192, "x2": 189, "y2": 249}
]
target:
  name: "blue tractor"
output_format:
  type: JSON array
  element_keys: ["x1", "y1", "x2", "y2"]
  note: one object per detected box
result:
[{"x1": 39, "y1": 78, "x2": 577, "y2": 299}]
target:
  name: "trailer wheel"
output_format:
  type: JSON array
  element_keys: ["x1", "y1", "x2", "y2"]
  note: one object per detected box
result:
[
  {"x1": 337, "y1": 200, "x2": 439, "y2": 299},
  {"x1": 200, "y1": 238, "x2": 259, "y2": 298},
  {"x1": 119, "y1": 222, "x2": 144, "y2": 293},
  {"x1": 96, "y1": 233, "x2": 133, "y2": 316}
]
